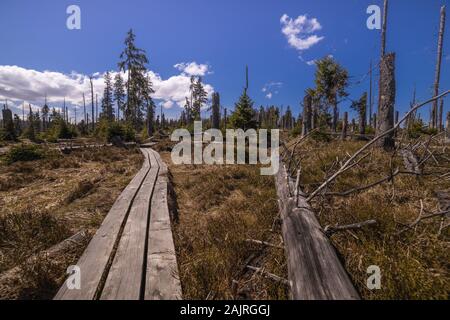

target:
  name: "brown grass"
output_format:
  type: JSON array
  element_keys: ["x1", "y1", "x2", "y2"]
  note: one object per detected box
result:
[
  {"x1": 162, "y1": 152, "x2": 288, "y2": 300},
  {"x1": 287, "y1": 136, "x2": 449, "y2": 299},
  {"x1": 0, "y1": 145, "x2": 143, "y2": 299}
]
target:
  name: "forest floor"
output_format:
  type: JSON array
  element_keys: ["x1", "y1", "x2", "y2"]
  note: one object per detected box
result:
[{"x1": 0, "y1": 144, "x2": 142, "y2": 299}]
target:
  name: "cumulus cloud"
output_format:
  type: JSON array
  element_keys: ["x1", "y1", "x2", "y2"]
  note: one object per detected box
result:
[
  {"x1": 0, "y1": 63, "x2": 214, "y2": 121},
  {"x1": 262, "y1": 81, "x2": 282, "y2": 99},
  {"x1": 173, "y1": 62, "x2": 211, "y2": 76},
  {"x1": 280, "y1": 14, "x2": 324, "y2": 51}
]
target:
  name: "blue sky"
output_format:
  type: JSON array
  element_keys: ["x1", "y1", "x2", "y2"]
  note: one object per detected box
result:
[{"x1": 0, "y1": 0, "x2": 449, "y2": 121}]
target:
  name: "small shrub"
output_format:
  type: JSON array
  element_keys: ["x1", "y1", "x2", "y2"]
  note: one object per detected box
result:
[
  {"x1": 97, "y1": 120, "x2": 136, "y2": 142},
  {"x1": 4, "y1": 144, "x2": 44, "y2": 164}
]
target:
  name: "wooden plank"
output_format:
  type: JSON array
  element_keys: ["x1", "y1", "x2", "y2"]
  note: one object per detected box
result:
[
  {"x1": 144, "y1": 149, "x2": 182, "y2": 300},
  {"x1": 275, "y1": 163, "x2": 360, "y2": 300},
  {"x1": 100, "y1": 150, "x2": 159, "y2": 300},
  {"x1": 54, "y1": 149, "x2": 151, "y2": 300}
]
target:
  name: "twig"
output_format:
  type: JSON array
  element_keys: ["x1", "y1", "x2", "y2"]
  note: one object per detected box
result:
[
  {"x1": 325, "y1": 169, "x2": 400, "y2": 196},
  {"x1": 324, "y1": 220, "x2": 377, "y2": 237},
  {"x1": 245, "y1": 239, "x2": 284, "y2": 249},
  {"x1": 246, "y1": 265, "x2": 290, "y2": 286}
]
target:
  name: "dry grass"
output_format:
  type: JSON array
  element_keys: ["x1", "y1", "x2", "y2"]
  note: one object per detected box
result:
[
  {"x1": 161, "y1": 152, "x2": 288, "y2": 300},
  {"x1": 0, "y1": 145, "x2": 143, "y2": 299},
  {"x1": 287, "y1": 136, "x2": 449, "y2": 299}
]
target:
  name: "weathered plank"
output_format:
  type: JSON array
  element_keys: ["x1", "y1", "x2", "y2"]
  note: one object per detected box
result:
[
  {"x1": 144, "y1": 149, "x2": 182, "y2": 300},
  {"x1": 276, "y1": 163, "x2": 360, "y2": 300},
  {"x1": 54, "y1": 149, "x2": 152, "y2": 300},
  {"x1": 100, "y1": 150, "x2": 159, "y2": 300}
]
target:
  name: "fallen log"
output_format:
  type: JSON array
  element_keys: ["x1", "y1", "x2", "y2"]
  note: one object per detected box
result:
[{"x1": 275, "y1": 163, "x2": 360, "y2": 300}]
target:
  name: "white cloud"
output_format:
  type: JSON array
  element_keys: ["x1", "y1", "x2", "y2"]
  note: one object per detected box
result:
[
  {"x1": 173, "y1": 62, "x2": 211, "y2": 76},
  {"x1": 306, "y1": 59, "x2": 316, "y2": 66},
  {"x1": 0, "y1": 63, "x2": 214, "y2": 120},
  {"x1": 262, "y1": 81, "x2": 282, "y2": 99},
  {"x1": 280, "y1": 14, "x2": 324, "y2": 51}
]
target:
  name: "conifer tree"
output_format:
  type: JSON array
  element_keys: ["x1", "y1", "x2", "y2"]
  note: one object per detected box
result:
[
  {"x1": 113, "y1": 73, "x2": 126, "y2": 121},
  {"x1": 118, "y1": 29, "x2": 149, "y2": 129},
  {"x1": 314, "y1": 56, "x2": 349, "y2": 132},
  {"x1": 101, "y1": 71, "x2": 115, "y2": 122}
]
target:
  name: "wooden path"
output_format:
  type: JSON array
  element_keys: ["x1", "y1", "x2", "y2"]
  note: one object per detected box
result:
[{"x1": 55, "y1": 148, "x2": 182, "y2": 300}]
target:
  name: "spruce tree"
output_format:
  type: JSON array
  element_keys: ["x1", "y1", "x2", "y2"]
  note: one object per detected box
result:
[
  {"x1": 113, "y1": 73, "x2": 126, "y2": 121},
  {"x1": 314, "y1": 56, "x2": 349, "y2": 132},
  {"x1": 118, "y1": 29, "x2": 149, "y2": 129},
  {"x1": 192, "y1": 77, "x2": 207, "y2": 120},
  {"x1": 230, "y1": 91, "x2": 256, "y2": 130},
  {"x1": 101, "y1": 71, "x2": 115, "y2": 122}
]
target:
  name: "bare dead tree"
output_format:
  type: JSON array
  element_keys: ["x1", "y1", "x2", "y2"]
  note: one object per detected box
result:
[
  {"x1": 438, "y1": 99, "x2": 444, "y2": 131},
  {"x1": 380, "y1": 0, "x2": 388, "y2": 57},
  {"x1": 446, "y1": 111, "x2": 450, "y2": 140},
  {"x1": 302, "y1": 93, "x2": 312, "y2": 137},
  {"x1": 431, "y1": 5, "x2": 446, "y2": 129},
  {"x1": 83, "y1": 93, "x2": 87, "y2": 124},
  {"x1": 376, "y1": 53, "x2": 396, "y2": 150},
  {"x1": 341, "y1": 111, "x2": 348, "y2": 140},
  {"x1": 89, "y1": 76, "x2": 95, "y2": 130}
]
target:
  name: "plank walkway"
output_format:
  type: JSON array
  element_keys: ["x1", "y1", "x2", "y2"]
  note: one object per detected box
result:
[{"x1": 54, "y1": 148, "x2": 181, "y2": 300}]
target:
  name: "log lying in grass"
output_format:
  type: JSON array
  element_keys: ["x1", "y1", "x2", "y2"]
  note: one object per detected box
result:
[{"x1": 275, "y1": 163, "x2": 360, "y2": 300}]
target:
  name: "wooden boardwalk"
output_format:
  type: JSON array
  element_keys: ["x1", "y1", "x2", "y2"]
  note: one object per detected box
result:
[{"x1": 55, "y1": 148, "x2": 182, "y2": 300}]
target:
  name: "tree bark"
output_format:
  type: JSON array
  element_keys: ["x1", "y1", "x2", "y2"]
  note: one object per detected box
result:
[{"x1": 376, "y1": 53, "x2": 396, "y2": 150}]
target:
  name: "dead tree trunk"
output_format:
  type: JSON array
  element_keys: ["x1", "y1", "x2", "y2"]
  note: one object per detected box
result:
[
  {"x1": 224, "y1": 108, "x2": 227, "y2": 128},
  {"x1": 377, "y1": 0, "x2": 389, "y2": 128},
  {"x1": 311, "y1": 103, "x2": 317, "y2": 130},
  {"x1": 302, "y1": 94, "x2": 312, "y2": 137},
  {"x1": 275, "y1": 164, "x2": 360, "y2": 300},
  {"x1": 90, "y1": 76, "x2": 95, "y2": 130},
  {"x1": 431, "y1": 5, "x2": 446, "y2": 129},
  {"x1": 380, "y1": 0, "x2": 388, "y2": 57},
  {"x1": 83, "y1": 93, "x2": 87, "y2": 124},
  {"x1": 359, "y1": 93, "x2": 367, "y2": 135},
  {"x1": 341, "y1": 111, "x2": 348, "y2": 140},
  {"x1": 446, "y1": 111, "x2": 450, "y2": 140},
  {"x1": 376, "y1": 53, "x2": 396, "y2": 150},
  {"x1": 438, "y1": 99, "x2": 444, "y2": 131},
  {"x1": 332, "y1": 98, "x2": 338, "y2": 132},
  {"x1": 373, "y1": 113, "x2": 377, "y2": 129},
  {"x1": 211, "y1": 92, "x2": 220, "y2": 129},
  {"x1": 369, "y1": 60, "x2": 373, "y2": 126}
]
